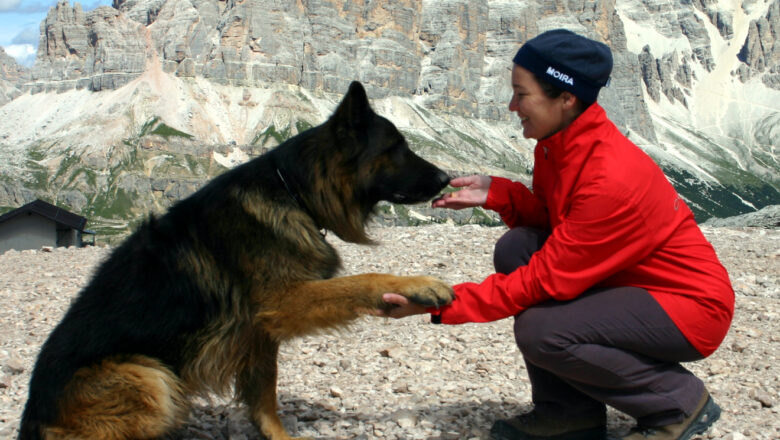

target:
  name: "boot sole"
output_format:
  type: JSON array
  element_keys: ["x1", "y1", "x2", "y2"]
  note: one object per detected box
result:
[{"x1": 678, "y1": 396, "x2": 721, "y2": 440}]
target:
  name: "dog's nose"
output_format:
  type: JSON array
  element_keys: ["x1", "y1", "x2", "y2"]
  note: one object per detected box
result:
[{"x1": 437, "y1": 170, "x2": 451, "y2": 187}]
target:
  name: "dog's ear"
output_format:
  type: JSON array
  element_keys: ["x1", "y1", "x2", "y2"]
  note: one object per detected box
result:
[{"x1": 332, "y1": 81, "x2": 374, "y2": 129}]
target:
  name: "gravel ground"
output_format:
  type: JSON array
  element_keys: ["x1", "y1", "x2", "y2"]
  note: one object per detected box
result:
[{"x1": 0, "y1": 224, "x2": 778, "y2": 439}]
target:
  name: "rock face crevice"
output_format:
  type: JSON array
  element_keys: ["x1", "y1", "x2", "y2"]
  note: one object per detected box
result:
[
  {"x1": 0, "y1": 47, "x2": 28, "y2": 106},
  {"x1": 737, "y1": 1, "x2": 780, "y2": 90},
  {"x1": 29, "y1": 1, "x2": 148, "y2": 93},
  {"x1": 638, "y1": 45, "x2": 692, "y2": 107}
]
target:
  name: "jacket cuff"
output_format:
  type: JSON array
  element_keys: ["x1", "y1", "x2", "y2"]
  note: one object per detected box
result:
[
  {"x1": 484, "y1": 176, "x2": 514, "y2": 212},
  {"x1": 427, "y1": 307, "x2": 443, "y2": 324}
]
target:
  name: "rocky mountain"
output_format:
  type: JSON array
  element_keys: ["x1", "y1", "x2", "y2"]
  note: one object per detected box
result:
[
  {"x1": 0, "y1": 0, "x2": 777, "y2": 236},
  {"x1": 704, "y1": 204, "x2": 780, "y2": 228},
  {"x1": 0, "y1": 47, "x2": 27, "y2": 106}
]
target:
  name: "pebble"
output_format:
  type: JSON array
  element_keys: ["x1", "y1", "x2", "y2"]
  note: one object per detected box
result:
[
  {"x1": 0, "y1": 225, "x2": 778, "y2": 439},
  {"x1": 749, "y1": 389, "x2": 775, "y2": 408},
  {"x1": 3, "y1": 358, "x2": 24, "y2": 375},
  {"x1": 391, "y1": 409, "x2": 418, "y2": 428}
]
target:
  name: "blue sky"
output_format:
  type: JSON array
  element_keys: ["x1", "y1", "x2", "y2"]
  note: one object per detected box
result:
[{"x1": 0, "y1": 0, "x2": 112, "y2": 66}]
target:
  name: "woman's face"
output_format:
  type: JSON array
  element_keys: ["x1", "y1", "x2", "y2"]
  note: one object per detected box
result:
[{"x1": 508, "y1": 65, "x2": 571, "y2": 140}]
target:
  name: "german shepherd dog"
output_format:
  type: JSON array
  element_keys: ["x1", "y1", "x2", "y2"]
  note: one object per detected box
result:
[{"x1": 19, "y1": 81, "x2": 454, "y2": 440}]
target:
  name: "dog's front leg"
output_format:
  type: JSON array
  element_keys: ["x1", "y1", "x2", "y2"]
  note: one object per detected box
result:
[
  {"x1": 237, "y1": 341, "x2": 310, "y2": 440},
  {"x1": 257, "y1": 273, "x2": 454, "y2": 340}
]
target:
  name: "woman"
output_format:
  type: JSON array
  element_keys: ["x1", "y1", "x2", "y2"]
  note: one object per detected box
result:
[{"x1": 379, "y1": 29, "x2": 734, "y2": 440}]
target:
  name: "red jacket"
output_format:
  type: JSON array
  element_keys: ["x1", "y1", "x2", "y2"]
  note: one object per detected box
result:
[{"x1": 432, "y1": 104, "x2": 734, "y2": 357}]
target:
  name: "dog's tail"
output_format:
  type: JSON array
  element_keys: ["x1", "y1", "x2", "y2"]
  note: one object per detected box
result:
[
  {"x1": 17, "y1": 418, "x2": 44, "y2": 440},
  {"x1": 18, "y1": 356, "x2": 70, "y2": 440},
  {"x1": 18, "y1": 392, "x2": 50, "y2": 440},
  {"x1": 18, "y1": 327, "x2": 87, "y2": 440}
]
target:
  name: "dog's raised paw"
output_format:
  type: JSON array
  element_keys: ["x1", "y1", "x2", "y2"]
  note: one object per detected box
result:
[{"x1": 403, "y1": 276, "x2": 455, "y2": 308}]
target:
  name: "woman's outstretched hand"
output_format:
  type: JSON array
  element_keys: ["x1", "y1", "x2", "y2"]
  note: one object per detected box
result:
[
  {"x1": 432, "y1": 175, "x2": 491, "y2": 210},
  {"x1": 373, "y1": 293, "x2": 429, "y2": 319}
]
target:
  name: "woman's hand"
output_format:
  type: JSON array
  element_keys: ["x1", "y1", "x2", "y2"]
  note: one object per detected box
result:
[
  {"x1": 373, "y1": 293, "x2": 429, "y2": 319},
  {"x1": 432, "y1": 175, "x2": 491, "y2": 210}
]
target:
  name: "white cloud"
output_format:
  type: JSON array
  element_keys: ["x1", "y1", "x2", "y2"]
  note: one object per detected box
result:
[
  {"x1": 3, "y1": 44, "x2": 36, "y2": 66},
  {"x1": 0, "y1": 0, "x2": 21, "y2": 12}
]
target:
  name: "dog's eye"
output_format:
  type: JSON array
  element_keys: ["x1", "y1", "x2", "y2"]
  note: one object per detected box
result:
[{"x1": 387, "y1": 143, "x2": 409, "y2": 161}]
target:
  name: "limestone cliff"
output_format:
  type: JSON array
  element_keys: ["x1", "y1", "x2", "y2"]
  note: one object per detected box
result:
[
  {"x1": 25, "y1": 0, "x2": 656, "y2": 141},
  {"x1": 736, "y1": 0, "x2": 780, "y2": 89},
  {"x1": 29, "y1": 1, "x2": 147, "y2": 93},
  {"x1": 0, "y1": 48, "x2": 26, "y2": 106}
]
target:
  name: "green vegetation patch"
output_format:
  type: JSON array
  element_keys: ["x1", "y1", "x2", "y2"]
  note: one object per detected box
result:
[
  {"x1": 662, "y1": 166, "x2": 780, "y2": 222},
  {"x1": 65, "y1": 167, "x2": 98, "y2": 188},
  {"x1": 87, "y1": 188, "x2": 136, "y2": 220},
  {"x1": 296, "y1": 120, "x2": 313, "y2": 133},
  {"x1": 252, "y1": 124, "x2": 291, "y2": 146},
  {"x1": 140, "y1": 117, "x2": 161, "y2": 137},
  {"x1": 54, "y1": 152, "x2": 82, "y2": 182},
  {"x1": 251, "y1": 120, "x2": 313, "y2": 147},
  {"x1": 150, "y1": 123, "x2": 194, "y2": 140},
  {"x1": 27, "y1": 149, "x2": 46, "y2": 162},
  {"x1": 25, "y1": 160, "x2": 50, "y2": 191},
  {"x1": 469, "y1": 207, "x2": 504, "y2": 226},
  {"x1": 139, "y1": 116, "x2": 194, "y2": 140}
]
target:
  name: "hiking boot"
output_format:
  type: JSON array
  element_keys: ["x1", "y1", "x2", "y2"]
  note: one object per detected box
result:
[
  {"x1": 618, "y1": 390, "x2": 721, "y2": 440},
  {"x1": 490, "y1": 409, "x2": 607, "y2": 440}
]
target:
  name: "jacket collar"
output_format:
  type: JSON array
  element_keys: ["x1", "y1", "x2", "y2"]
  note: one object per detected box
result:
[{"x1": 536, "y1": 103, "x2": 608, "y2": 163}]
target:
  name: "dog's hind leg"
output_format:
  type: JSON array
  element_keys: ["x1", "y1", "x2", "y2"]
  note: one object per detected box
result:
[
  {"x1": 236, "y1": 342, "x2": 309, "y2": 440},
  {"x1": 43, "y1": 355, "x2": 189, "y2": 440}
]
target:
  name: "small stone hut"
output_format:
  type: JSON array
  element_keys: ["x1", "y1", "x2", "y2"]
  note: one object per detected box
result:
[{"x1": 0, "y1": 199, "x2": 94, "y2": 253}]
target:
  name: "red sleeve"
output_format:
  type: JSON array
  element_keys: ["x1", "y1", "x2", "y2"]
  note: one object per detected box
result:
[
  {"x1": 484, "y1": 176, "x2": 549, "y2": 229},
  {"x1": 431, "y1": 187, "x2": 656, "y2": 324}
]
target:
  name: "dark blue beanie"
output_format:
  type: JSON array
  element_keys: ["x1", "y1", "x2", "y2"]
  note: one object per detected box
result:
[{"x1": 513, "y1": 29, "x2": 613, "y2": 104}]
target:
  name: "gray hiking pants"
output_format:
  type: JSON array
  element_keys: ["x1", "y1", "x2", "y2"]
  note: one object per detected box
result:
[{"x1": 495, "y1": 227, "x2": 705, "y2": 426}]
